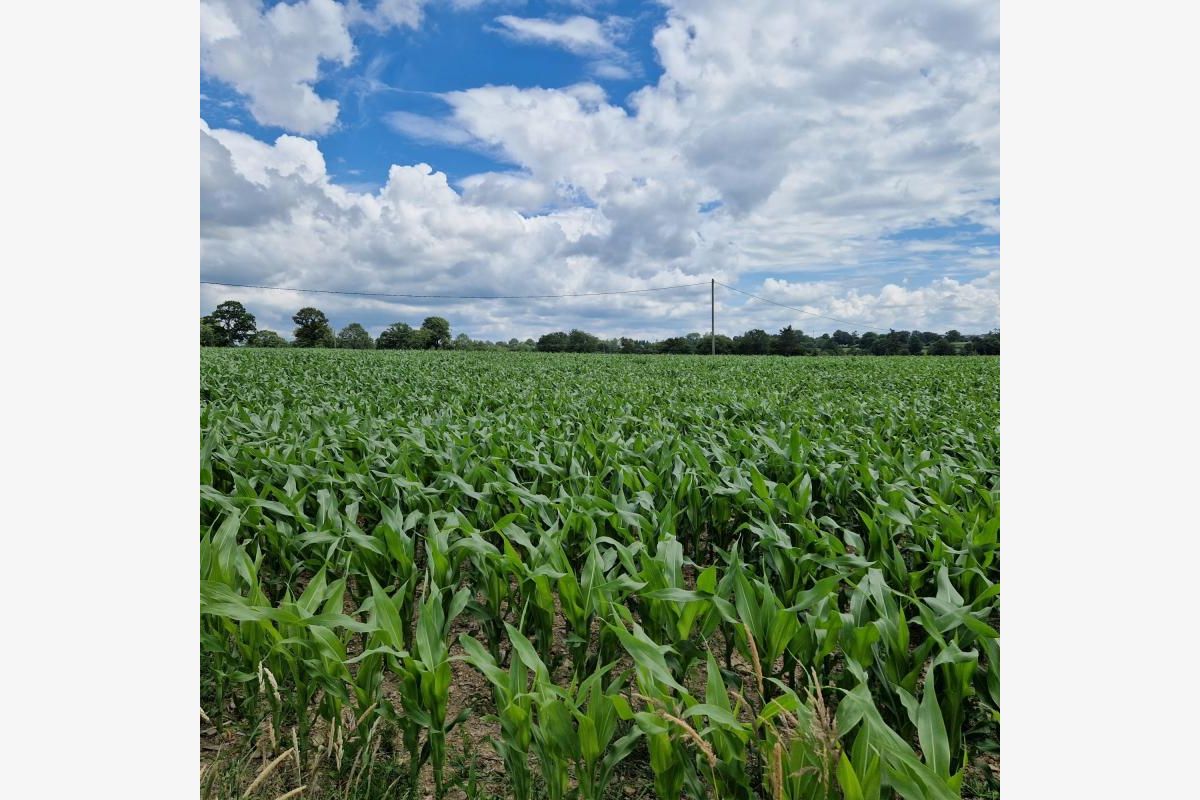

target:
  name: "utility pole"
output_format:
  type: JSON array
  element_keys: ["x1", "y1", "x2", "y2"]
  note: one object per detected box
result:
[{"x1": 711, "y1": 278, "x2": 716, "y2": 355}]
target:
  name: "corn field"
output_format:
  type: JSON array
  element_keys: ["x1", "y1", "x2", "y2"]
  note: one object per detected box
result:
[{"x1": 200, "y1": 350, "x2": 999, "y2": 799}]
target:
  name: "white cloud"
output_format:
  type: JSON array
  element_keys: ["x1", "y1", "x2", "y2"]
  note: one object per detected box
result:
[
  {"x1": 200, "y1": 1, "x2": 435, "y2": 135},
  {"x1": 201, "y1": 0, "x2": 1000, "y2": 339},
  {"x1": 755, "y1": 272, "x2": 999, "y2": 332},
  {"x1": 383, "y1": 111, "x2": 478, "y2": 146},
  {"x1": 491, "y1": 15, "x2": 621, "y2": 55},
  {"x1": 490, "y1": 14, "x2": 639, "y2": 80},
  {"x1": 590, "y1": 60, "x2": 632, "y2": 80},
  {"x1": 200, "y1": 0, "x2": 356, "y2": 135},
  {"x1": 345, "y1": 0, "x2": 427, "y2": 31}
]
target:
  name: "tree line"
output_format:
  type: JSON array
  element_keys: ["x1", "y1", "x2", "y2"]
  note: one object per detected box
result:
[
  {"x1": 201, "y1": 300, "x2": 999, "y2": 355},
  {"x1": 201, "y1": 302, "x2": 451, "y2": 350}
]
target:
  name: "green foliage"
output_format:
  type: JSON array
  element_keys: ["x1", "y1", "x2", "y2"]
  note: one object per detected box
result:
[
  {"x1": 203, "y1": 300, "x2": 257, "y2": 346},
  {"x1": 200, "y1": 320, "x2": 224, "y2": 347},
  {"x1": 421, "y1": 317, "x2": 451, "y2": 349},
  {"x1": 536, "y1": 331, "x2": 569, "y2": 352},
  {"x1": 337, "y1": 323, "x2": 375, "y2": 350},
  {"x1": 200, "y1": 351, "x2": 999, "y2": 799},
  {"x1": 931, "y1": 337, "x2": 955, "y2": 355},
  {"x1": 247, "y1": 329, "x2": 289, "y2": 348},
  {"x1": 377, "y1": 322, "x2": 415, "y2": 350},
  {"x1": 292, "y1": 307, "x2": 335, "y2": 348}
]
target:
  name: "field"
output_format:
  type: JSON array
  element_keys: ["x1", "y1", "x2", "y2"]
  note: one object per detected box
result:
[{"x1": 200, "y1": 350, "x2": 1000, "y2": 799}]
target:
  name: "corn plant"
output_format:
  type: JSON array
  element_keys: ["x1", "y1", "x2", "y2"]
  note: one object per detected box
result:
[{"x1": 201, "y1": 350, "x2": 1000, "y2": 798}]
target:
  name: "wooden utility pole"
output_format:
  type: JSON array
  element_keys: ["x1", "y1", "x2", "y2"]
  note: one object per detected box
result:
[{"x1": 711, "y1": 278, "x2": 716, "y2": 355}]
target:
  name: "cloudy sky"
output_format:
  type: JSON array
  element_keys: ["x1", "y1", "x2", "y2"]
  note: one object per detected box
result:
[{"x1": 200, "y1": 0, "x2": 999, "y2": 341}]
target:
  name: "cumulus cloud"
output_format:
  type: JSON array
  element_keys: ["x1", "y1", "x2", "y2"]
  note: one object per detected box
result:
[
  {"x1": 200, "y1": 0, "x2": 434, "y2": 135},
  {"x1": 201, "y1": 0, "x2": 1000, "y2": 339},
  {"x1": 200, "y1": 0, "x2": 356, "y2": 135},
  {"x1": 755, "y1": 272, "x2": 1000, "y2": 332}
]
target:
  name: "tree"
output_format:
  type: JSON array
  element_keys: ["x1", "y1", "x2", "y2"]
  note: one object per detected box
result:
[
  {"x1": 421, "y1": 317, "x2": 451, "y2": 349},
  {"x1": 974, "y1": 329, "x2": 1000, "y2": 355},
  {"x1": 378, "y1": 322, "x2": 415, "y2": 350},
  {"x1": 832, "y1": 329, "x2": 855, "y2": 347},
  {"x1": 659, "y1": 336, "x2": 694, "y2": 354},
  {"x1": 293, "y1": 307, "x2": 335, "y2": 348},
  {"x1": 567, "y1": 329, "x2": 601, "y2": 353},
  {"x1": 734, "y1": 329, "x2": 773, "y2": 355},
  {"x1": 204, "y1": 300, "x2": 257, "y2": 346},
  {"x1": 908, "y1": 334, "x2": 925, "y2": 355},
  {"x1": 537, "y1": 331, "x2": 570, "y2": 352},
  {"x1": 930, "y1": 337, "x2": 955, "y2": 355},
  {"x1": 337, "y1": 323, "x2": 374, "y2": 350},
  {"x1": 945, "y1": 329, "x2": 963, "y2": 342},
  {"x1": 200, "y1": 320, "x2": 224, "y2": 347},
  {"x1": 248, "y1": 330, "x2": 288, "y2": 348},
  {"x1": 698, "y1": 334, "x2": 734, "y2": 354},
  {"x1": 774, "y1": 325, "x2": 802, "y2": 356},
  {"x1": 409, "y1": 328, "x2": 434, "y2": 349}
]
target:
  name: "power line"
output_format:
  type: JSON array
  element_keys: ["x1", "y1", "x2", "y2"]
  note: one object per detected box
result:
[
  {"x1": 715, "y1": 281, "x2": 893, "y2": 333},
  {"x1": 200, "y1": 279, "x2": 709, "y2": 300}
]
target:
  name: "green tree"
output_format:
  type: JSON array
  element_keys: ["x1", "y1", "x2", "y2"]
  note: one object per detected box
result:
[
  {"x1": 200, "y1": 320, "x2": 224, "y2": 347},
  {"x1": 537, "y1": 331, "x2": 570, "y2": 352},
  {"x1": 930, "y1": 337, "x2": 955, "y2": 355},
  {"x1": 774, "y1": 325, "x2": 802, "y2": 356},
  {"x1": 698, "y1": 334, "x2": 734, "y2": 354},
  {"x1": 908, "y1": 334, "x2": 925, "y2": 355},
  {"x1": 567, "y1": 329, "x2": 601, "y2": 353},
  {"x1": 202, "y1": 300, "x2": 257, "y2": 346},
  {"x1": 734, "y1": 328, "x2": 772, "y2": 355},
  {"x1": 336, "y1": 323, "x2": 374, "y2": 349},
  {"x1": 292, "y1": 307, "x2": 335, "y2": 348},
  {"x1": 974, "y1": 330, "x2": 1000, "y2": 355},
  {"x1": 377, "y1": 322, "x2": 415, "y2": 350},
  {"x1": 945, "y1": 329, "x2": 963, "y2": 342},
  {"x1": 421, "y1": 317, "x2": 451, "y2": 349},
  {"x1": 832, "y1": 329, "x2": 856, "y2": 347},
  {"x1": 248, "y1": 330, "x2": 288, "y2": 348},
  {"x1": 659, "y1": 336, "x2": 694, "y2": 354},
  {"x1": 409, "y1": 328, "x2": 434, "y2": 349}
]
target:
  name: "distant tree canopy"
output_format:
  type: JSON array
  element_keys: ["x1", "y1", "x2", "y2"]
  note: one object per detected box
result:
[
  {"x1": 421, "y1": 317, "x2": 451, "y2": 349},
  {"x1": 373, "y1": 318, "x2": 449, "y2": 350},
  {"x1": 735, "y1": 329, "x2": 773, "y2": 355},
  {"x1": 337, "y1": 323, "x2": 374, "y2": 350},
  {"x1": 201, "y1": 299, "x2": 997, "y2": 356},
  {"x1": 377, "y1": 322, "x2": 415, "y2": 350},
  {"x1": 248, "y1": 330, "x2": 288, "y2": 348},
  {"x1": 200, "y1": 300, "x2": 256, "y2": 346},
  {"x1": 930, "y1": 337, "x2": 955, "y2": 355},
  {"x1": 537, "y1": 331, "x2": 570, "y2": 352},
  {"x1": 292, "y1": 307, "x2": 335, "y2": 348},
  {"x1": 200, "y1": 320, "x2": 224, "y2": 347}
]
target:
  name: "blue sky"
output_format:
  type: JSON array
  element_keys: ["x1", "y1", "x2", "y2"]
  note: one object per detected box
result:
[{"x1": 200, "y1": 0, "x2": 999, "y2": 340}]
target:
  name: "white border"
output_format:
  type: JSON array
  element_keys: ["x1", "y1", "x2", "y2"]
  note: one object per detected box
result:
[{"x1": 2, "y1": 1, "x2": 1199, "y2": 796}]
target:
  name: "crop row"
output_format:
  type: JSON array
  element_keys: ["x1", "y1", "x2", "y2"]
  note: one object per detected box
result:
[{"x1": 200, "y1": 350, "x2": 999, "y2": 799}]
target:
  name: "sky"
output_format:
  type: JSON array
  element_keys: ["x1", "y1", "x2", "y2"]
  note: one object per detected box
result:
[{"x1": 200, "y1": 0, "x2": 999, "y2": 341}]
